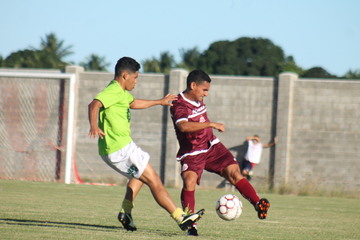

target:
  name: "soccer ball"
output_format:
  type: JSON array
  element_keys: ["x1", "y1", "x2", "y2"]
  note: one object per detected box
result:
[{"x1": 215, "y1": 194, "x2": 243, "y2": 221}]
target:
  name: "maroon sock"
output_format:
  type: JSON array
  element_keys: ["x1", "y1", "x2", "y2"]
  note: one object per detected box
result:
[
  {"x1": 181, "y1": 189, "x2": 195, "y2": 213},
  {"x1": 235, "y1": 178, "x2": 260, "y2": 206}
]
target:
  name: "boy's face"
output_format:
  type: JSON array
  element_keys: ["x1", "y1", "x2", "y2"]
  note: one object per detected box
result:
[
  {"x1": 190, "y1": 81, "x2": 210, "y2": 102},
  {"x1": 124, "y1": 71, "x2": 139, "y2": 91}
]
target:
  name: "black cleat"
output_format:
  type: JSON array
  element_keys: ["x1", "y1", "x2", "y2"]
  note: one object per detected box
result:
[
  {"x1": 187, "y1": 225, "x2": 199, "y2": 236},
  {"x1": 118, "y1": 212, "x2": 137, "y2": 231},
  {"x1": 256, "y1": 198, "x2": 270, "y2": 220},
  {"x1": 178, "y1": 209, "x2": 205, "y2": 231}
]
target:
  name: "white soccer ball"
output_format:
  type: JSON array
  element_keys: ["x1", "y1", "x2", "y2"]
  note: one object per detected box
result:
[{"x1": 215, "y1": 194, "x2": 243, "y2": 221}]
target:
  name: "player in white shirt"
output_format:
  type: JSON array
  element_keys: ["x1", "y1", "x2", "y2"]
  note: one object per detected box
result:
[{"x1": 242, "y1": 135, "x2": 277, "y2": 180}]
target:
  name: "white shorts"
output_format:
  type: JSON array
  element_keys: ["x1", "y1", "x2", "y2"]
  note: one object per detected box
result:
[{"x1": 101, "y1": 141, "x2": 150, "y2": 179}]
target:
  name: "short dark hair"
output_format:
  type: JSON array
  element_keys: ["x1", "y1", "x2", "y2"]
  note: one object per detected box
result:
[
  {"x1": 114, "y1": 57, "x2": 140, "y2": 79},
  {"x1": 186, "y1": 69, "x2": 211, "y2": 89}
]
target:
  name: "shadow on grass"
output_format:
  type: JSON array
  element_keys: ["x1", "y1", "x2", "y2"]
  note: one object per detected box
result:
[
  {"x1": 0, "y1": 218, "x2": 121, "y2": 232},
  {"x1": 0, "y1": 218, "x2": 180, "y2": 236}
]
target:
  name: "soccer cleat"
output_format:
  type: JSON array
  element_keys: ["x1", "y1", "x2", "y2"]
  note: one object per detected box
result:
[
  {"x1": 187, "y1": 224, "x2": 199, "y2": 236},
  {"x1": 178, "y1": 209, "x2": 205, "y2": 231},
  {"x1": 255, "y1": 198, "x2": 270, "y2": 220},
  {"x1": 118, "y1": 212, "x2": 137, "y2": 231}
]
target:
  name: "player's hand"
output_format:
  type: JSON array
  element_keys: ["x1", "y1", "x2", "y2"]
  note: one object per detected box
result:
[
  {"x1": 160, "y1": 94, "x2": 178, "y2": 106},
  {"x1": 88, "y1": 127, "x2": 106, "y2": 139},
  {"x1": 212, "y1": 122, "x2": 225, "y2": 132}
]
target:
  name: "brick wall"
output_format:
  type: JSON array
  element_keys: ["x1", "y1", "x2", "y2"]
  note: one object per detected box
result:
[
  {"x1": 70, "y1": 67, "x2": 360, "y2": 193},
  {"x1": 2, "y1": 67, "x2": 358, "y2": 194}
]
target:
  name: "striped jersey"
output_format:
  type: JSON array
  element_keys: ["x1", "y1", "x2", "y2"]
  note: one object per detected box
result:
[{"x1": 170, "y1": 92, "x2": 218, "y2": 160}]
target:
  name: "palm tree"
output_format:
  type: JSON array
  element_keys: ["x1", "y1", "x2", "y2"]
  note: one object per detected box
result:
[
  {"x1": 178, "y1": 47, "x2": 201, "y2": 70},
  {"x1": 80, "y1": 54, "x2": 110, "y2": 71},
  {"x1": 158, "y1": 51, "x2": 175, "y2": 73},
  {"x1": 344, "y1": 69, "x2": 360, "y2": 79},
  {"x1": 35, "y1": 33, "x2": 74, "y2": 69},
  {"x1": 142, "y1": 57, "x2": 161, "y2": 73},
  {"x1": 142, "y1": 51, "x2": 175, "y2": 73}
]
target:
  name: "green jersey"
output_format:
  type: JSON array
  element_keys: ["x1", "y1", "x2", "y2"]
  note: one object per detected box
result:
[{"x1": 95, "y1": 80, "x2": 134, "y2": 155}]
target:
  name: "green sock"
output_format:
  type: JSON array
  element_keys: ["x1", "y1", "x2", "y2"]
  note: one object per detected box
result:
[{"x1": 121, "y1": 199, "x2": 134, "y2": 214}]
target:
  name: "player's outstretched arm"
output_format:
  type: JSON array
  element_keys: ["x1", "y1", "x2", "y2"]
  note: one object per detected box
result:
[
  {"x1": 263, "y1": 136, "x2": 278, "y2": 148},
  {"x1": 130, "y1": 94, "x2": 178, "y2": 109}
]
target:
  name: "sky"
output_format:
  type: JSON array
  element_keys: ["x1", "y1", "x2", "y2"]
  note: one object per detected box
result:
[{"x1": 1, "y1": 0, "x2": 359, "y2": 76}]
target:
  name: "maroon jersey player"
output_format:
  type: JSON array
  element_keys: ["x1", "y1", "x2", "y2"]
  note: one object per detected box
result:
[{"x1": 170, "y1": 70, "x2": 270, "y2": 236}]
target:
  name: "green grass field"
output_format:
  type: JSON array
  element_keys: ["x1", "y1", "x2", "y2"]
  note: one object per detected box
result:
[{"x1": 1, "y1": 180, "x2": 359, "y2": 240}]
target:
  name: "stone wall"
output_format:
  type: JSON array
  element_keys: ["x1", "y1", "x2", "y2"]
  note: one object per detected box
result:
[
  {"x1": 69, "y1": 67, "x2": 360, "y2": 193},
  {"x1": 1, "y1": 67, "x2": 359, "y2": 194}
]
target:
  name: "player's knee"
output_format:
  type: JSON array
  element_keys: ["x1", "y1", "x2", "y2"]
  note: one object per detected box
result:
[
  {"x1": 181, "y1": 171, "x2": 197, "y2": 189},
  {"x1": 182, "y1": 178, "x2": 197, "y2": 190},
  {"x1": 140, "y1": 169, "x2": 162, "y2": 187},
  {"x1": 225, "y1": 170, "x2": 243, "y2": 185}
]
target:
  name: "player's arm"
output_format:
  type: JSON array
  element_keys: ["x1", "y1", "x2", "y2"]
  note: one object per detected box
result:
[
  {"x1": 130, "y1": 94, "x2": 177, "y2": 109},
  {"x1": 263, "y1": 137, "x2": 278, "y2": 148},
  {"x1": 88, "y1": 99, "x2": 106, "y2": 139},
  {"x1": 176, "y1": 120, "x2": 224, "y2": 133}
]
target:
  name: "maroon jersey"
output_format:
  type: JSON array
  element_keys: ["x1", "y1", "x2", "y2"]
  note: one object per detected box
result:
[{"x1": 170, "y1": 92, "x2": 218, "y2": 160}]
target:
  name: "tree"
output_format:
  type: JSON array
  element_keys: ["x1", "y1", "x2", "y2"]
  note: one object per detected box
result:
[
  {"x1": 142, "y1": 51, "x2": 175, "y2": 73},
  {"x1": 177, "y1": 47, "x2": 201, "y2": 70},
  {"x1": 142, "y1": 57, "x2": 161, "y2": 73},
  {"x1": 80, "y1": 54, "x2": 110, "y2": 71},
  {"x1": 197, "y1": 37, "x2": 289, "y2": 76},
  {"x1": 280, "y1": 56, "x2": 304, "y2": 75},
  {"x1": 198, "y1": 40, "x2": 235, "y2": 74},
  {"x1": 158, "y1": 51, "x2": 175, "y2": 74},
  {"x1": 301, "y1": 67, "x2": 337, "y2": 78},
  {"x1": 36, "y1": 33, "x2": 74, "y2": 69},
  {"x1": 343, "y1": 69, "x2": 360, "y2": 79},
  {"x1": 2, "y1": 33, "x2": 74, "y2": 70},
  {"x1": 0, "y1": 55, "x2": 4, "y2": 67},
  {"x1": 3, "y1": 49, "x2": 42, "y2": 68},
  {"x1": 142, "y1": 37, "x2": 306, "y2": 77}
]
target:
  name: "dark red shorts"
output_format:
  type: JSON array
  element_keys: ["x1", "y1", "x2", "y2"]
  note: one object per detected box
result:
[{"x1": 180, "y1": 142, "x2": 238, "y2": 185}]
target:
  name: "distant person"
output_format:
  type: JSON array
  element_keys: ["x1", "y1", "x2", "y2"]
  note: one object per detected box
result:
[
  {"x1": 170, "y1": 69, "x2": 270, "y2": 236},
  {"x1": 241, "y1": 135, "x2": 277, "y2": 180},
  {"x1": 88, "y1": 57, "x2": 204, "y2": 233}
]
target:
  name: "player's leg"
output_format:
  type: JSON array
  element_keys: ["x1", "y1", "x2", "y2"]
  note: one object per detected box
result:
[
  {"x1": 181, "y1": 170, "x2": 198, "y2": 213},
  {"x1": 180, "y1": 154, "x2": 206, "y2": 214},
  {"x1": 241, "y1": 159, "x2": 251, "y2": 179},
  {"x1": 126, "y1": 178, "x2": 144, "y2": 201},
  {"x1": 222, "y1": 163, "x2": 259, "y2": 204},
  {"x1": 118, "y1": 178, "x2": 143, "y2": 231},
  {"x1": 207, "y1": 143, "x2": 261, "y2": 205},
  {"x1": 221, "y1": 164, "x2": 270, "y2": 219},
  {"x1": 180, "y1": 154, "x2": 208, "y2": 236},
  {"x1": 181, "y1": 170, "x2": 199, "y2": 235},
  {"x1": 139, "y1": 162, "x2": 205, "y2": 231},
  {"x1": 205, "y1": 143, "x2": 270, "y2": 219},
  {"x1": 139, "y1": 163, "x2": 177, "y2": 213},
  {"x1": 241, "y1": 160, "x2": 256, "y2": 180},
  {"x1": 121, "y1": 178, "x2": 143, "y2": 214},
  {"x1": 103, "y1": 142, "x2": 204, "y2": 231}
]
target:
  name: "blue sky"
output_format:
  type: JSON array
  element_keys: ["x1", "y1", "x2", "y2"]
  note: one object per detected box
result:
[{"x1": 1, "y1": 0, "x2": 359, "y2": 76}]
